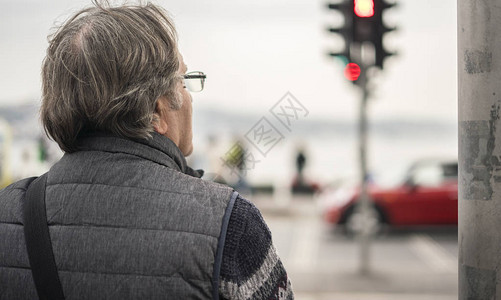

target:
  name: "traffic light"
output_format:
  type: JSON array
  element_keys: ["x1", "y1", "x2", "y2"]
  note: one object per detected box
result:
[
  {"x1": 352, "y1": 0, "x2": 396, "y2": 68},
  {"x1": 352, "y1": 0, "x2": 375, "y2": 43},
  {"x1": 327, "y1": 0, "x2": 396, "y2": 70},
  {"x1": 327, "y1": 1, "x2": 366, "y2": 85},
  {"x1": 372, "y1": 0, "x2": 396, "y2": 68},
  {"x1": 326, "y1": 1, "x2": 354, "y2": 64}
]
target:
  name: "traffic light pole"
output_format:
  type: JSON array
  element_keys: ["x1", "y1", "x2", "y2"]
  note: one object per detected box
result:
[
  {"x1": 458, "y1": 0, "x2": 501, "y2": 298},
  {"x1": 357, "y1": 70, "x2": 372, "y2": 275},
  {"x1": 326, "y1": 0, "x2": 396, "y2": 276}
]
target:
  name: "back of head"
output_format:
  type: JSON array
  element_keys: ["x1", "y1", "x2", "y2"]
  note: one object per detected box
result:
[{"x1": 41, "y1": 1, "x2": 181, "y2": 153}]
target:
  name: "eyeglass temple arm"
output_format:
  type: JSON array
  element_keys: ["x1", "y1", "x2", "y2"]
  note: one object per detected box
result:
[{"x1": 183, "y1": 74, "x2": 206, "y2": 79}]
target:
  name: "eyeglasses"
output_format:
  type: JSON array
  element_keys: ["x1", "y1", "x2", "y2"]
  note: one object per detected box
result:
[{"x1": 183, "y1": 71, "x2": 206, "y2": 92}]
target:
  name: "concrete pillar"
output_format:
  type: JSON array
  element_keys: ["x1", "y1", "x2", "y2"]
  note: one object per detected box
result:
[{"x1": 458, "y1": 1, "x2": 501, "y2": 299}]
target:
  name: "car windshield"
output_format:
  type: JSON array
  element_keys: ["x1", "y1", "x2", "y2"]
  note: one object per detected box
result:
[
  {"x1": 372, "y1": 165, "x2": 409, "y2": 188},
  {"x1": 372, "y1": 160, "x2": 458, "y2": 188}
]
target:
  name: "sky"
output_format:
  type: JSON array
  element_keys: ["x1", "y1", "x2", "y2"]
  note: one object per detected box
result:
[{"x1": 0, "y1": 0, "x2": 457, "y2": 124}]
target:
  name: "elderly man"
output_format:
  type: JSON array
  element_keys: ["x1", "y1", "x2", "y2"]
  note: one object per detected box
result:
[{"x1": 0, "y1": 2, "x2": 293, "y2": 299}]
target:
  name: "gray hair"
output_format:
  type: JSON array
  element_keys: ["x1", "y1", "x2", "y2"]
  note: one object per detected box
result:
[{"x1": 41, "y1": 1, "x2": 182, "y2": 153}]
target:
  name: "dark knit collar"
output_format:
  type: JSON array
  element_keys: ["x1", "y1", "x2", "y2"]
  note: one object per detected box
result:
[{"x1": 76, "y1": 131, "x2": 204, "y2": 178}]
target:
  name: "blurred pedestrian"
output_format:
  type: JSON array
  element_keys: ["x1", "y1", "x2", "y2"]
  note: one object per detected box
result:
[
  {"x1": 295, "y1": 148, "x2": 306, "y2": 184},
  {"x1": 0, "y1": 2, "x2": 293, "y2": 299}
]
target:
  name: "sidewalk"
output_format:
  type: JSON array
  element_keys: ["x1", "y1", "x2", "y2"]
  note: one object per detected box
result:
[
  {"x1": 294, "y1": 293, "x2": 456, "y2": 300},
  {"x1": 250, "y1": 193, "x2": 458, "y2": 300}
]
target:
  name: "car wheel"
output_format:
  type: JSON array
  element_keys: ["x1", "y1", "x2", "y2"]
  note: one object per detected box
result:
[{"x1": 344, "y1": 204, "x2": 384, "y2": 236}]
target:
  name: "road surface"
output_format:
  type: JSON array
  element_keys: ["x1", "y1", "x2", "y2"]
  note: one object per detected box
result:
[{"x1": 253, "y1": 194, "x2": 458, "y2": 300}]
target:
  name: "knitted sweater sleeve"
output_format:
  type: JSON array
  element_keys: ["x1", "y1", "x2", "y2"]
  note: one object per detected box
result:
[{"x1": 219, "y1": 195, "x2": 293, "y2": 300}]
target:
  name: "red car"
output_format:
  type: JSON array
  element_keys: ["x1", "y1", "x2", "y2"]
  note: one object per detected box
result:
[{"x1": 321, "y1": 159, "x2": 458, "y2": 234}]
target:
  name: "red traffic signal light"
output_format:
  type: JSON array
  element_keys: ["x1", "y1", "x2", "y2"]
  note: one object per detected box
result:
[
  {"x1": 344, "y1": 63, "x2": 361, "y2": 81},
  {"x1": 354, "y1": 0, "x2": 374, "y2": 18}
]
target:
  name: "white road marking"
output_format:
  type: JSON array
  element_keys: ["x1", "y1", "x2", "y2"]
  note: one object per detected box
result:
[
  {"x1": 288, "y1": 219, "x2": 321, "y2": 271},
  {"x1": 408, "y1": 234, "x2": 457, "y2": 274}
]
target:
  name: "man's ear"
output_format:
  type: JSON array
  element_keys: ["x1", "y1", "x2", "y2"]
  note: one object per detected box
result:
[{"x1": 153, "y1": 97, "x2": 169, "y2": 135}]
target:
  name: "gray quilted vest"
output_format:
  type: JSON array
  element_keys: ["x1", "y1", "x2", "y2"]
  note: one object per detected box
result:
[{"x1": 0, "y1": 133, "x2": 235, "y2": 299}]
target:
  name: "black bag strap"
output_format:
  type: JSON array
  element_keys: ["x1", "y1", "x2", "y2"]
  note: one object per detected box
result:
[
  {"x1": 211, "y1": 191, "x2": 238, "y2": 300},
  {"x1": 23, "y1": 173, "x2": 65, "y2": 300}
]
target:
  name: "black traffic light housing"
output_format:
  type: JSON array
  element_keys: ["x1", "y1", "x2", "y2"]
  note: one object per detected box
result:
[
  {"x1": 356, "y1": 0, "x2": 396, "y2": 68},
  {"x1": 327, "y1": 1, "x2": 355, "y2": 64},
  {"x1": 327, "y1": 0, "x2": 396, "y2": 70}
]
